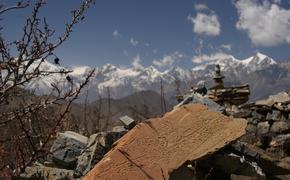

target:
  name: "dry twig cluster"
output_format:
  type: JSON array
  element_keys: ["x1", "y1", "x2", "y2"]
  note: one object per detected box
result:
[{"x1": 0, "y1": 0, "x2": 95, "y2": 178}]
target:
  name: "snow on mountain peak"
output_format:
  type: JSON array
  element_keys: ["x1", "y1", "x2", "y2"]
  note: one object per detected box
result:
[
  {"x1": 256, "y1": 52, "x2": 268, "y2": 60},
  {"x1": 71, "y1": 66, "x2": 92, "y2": 75},
  {"x1": 22, "y1": 52, "x2": 279, "y2": 100},
  {"x1": 191, "y1": 52, "x2": 276, "y2": 74}
]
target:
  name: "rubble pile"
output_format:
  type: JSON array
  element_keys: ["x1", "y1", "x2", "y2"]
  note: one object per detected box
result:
[
  {"x1": 20, "y1": 127, "x2": 128, "y2": 179},
  {"x1": 238, "y1": 92, "x2": 290, "y2": 160},
  {"x1": 172, "y1": 89, "x2": 290, "y2": 178}
]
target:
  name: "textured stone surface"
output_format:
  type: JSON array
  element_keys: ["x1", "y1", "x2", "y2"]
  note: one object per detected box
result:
[
  {"x1": 175, "y1": 93, "x2": 225, "y2": 112},
  {"x1": 20, "y1": 164, "x2": 74, "y2": 180},
  {"x1": 49, "y1": 131, "x2": 88, "y2": 169},
  {"x1": 266, "y1": 110, "x2": 282, "y2": 121},
  {"x1": 75, "y1": 129, "x2": 127, "y2": 177},
  {"x1": 246, "y1": 124, "x2": 257, "y2": 134},
  {"x1": 271, "y1": 122, "x2": 289, "y2": 134},
  {"x1": 84, "y1": 104, "x2": 247, "y2": 180},
  {"x1": 257, "y1": 122, "x2": 270, "y2": 135}
]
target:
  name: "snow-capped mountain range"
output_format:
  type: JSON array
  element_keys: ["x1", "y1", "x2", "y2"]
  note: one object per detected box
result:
[{"x1": 25, "y1": 52, "x2": 286, "y2": 101}]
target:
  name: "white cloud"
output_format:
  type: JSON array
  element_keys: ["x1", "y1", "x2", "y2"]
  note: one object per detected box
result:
[
  {"x1": 194, "y1": 3, "x2": 209, "y2": 11},
  {"x1": 112, "y1": 30, "x2": 120, "y2": 38},
  {"x1": 132, "y1": 55, "x2": 143, "y2": 69},
  {"x1": 235, "y1": 0, "x2": 290, "y2": 46},
  {"x1": 153, "y1": 52, "x2": 183, "y2": 68},
  {"x1": 192, "y1": 52, "x2": 231, "y2": 64},
  {"x1": 220, "y1": 44, "x2": 232, "y2": 51},
  {"x1": 188, "y1": 13, "x2": 221, "y2": 36},
  {"x1": 130, "y1": 38, "x2": 139, "y2": 46}
]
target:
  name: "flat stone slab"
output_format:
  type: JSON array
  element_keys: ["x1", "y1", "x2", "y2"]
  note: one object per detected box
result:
[{"x1": 84, "y1": 104, "x2": 247, "y2": 180}]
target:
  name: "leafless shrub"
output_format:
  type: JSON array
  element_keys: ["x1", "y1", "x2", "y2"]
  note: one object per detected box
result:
[{"x1": 0, "y1": 0, "x2": 95, "y2": 177}]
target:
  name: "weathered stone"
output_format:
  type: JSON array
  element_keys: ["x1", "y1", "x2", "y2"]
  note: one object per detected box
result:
[
  {"x1": 20, "y1": 164, "x2": 74, "y2": 180},
  {"x1": 270, "y1": 134, "x2": 290, "y2": 148},
  {"x1": 112, "y1": 125, "x2": 127, "y2": 132},
  {"x1": 274, "y1": 103, "x2": 285, "y2": 111},
  {"x1": 270, "y1": 121, "x2": 289, "y2": 134},
  {"x1": 75, "y1": 128, "x2": 127, "y2": 177},
  {"x1": 257, "y1": 122, "x2": 270, "y2": 135},
  {"x1": 119, "y1": 116, "x2": 136, "y2": 130},
  {"x1": 255, "y1": 99, "x2": 274, "y2": 107},
  {"x1": 231, "y1": 141, "x2": 260, "y2": 160},
  {"x1": 247, "y1": 118, "x2": 258, "y2": 125},
  {"x1": 74, "y1": 133, "x2": 107, "y2": 177},
  {"x1": 213, "y1": 153, "x2": 265, "y2": 177},
  {"x1": 252, "y1": 111, "x2": 265, "y2": 121},
  {"x1": 231, "y1": 141, "x2": 290, "y2": 175},
  {"x1": 233, "y1": 109, "x2": 252, "y2": 118},
  {"x1": 175, "y1": 93, "x2": 225, "y2": 112},
  {"x1": 84, "y1": 104, "x2": 247, "y2": 180},
  {"x1": 49, "y1": 131, "x2": 88, "y2": 169},
  {"x1": 270, "y1": 92, "x2": 290, "y2": 104},
  {"x1": 266, "y1": 110, "x2": 282, "y2": 121},
  {"x1": 246, "y1": 124, "x2": 257, "y2": 134}
]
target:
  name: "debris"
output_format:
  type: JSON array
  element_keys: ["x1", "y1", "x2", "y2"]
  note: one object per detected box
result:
[{"x1": 84, "y1": 104, "x2": 247, "y2": 180}]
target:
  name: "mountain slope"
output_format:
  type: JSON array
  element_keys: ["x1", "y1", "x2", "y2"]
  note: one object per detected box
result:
[{"x1": 22, "y1": 52, "x2": 290, "y2": 101}]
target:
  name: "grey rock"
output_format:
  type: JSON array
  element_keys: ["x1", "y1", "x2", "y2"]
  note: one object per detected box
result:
[
  {"x1": 231, "y1": 141, "x2": 260, "y2": 160},
  {"x1": 232, "y1": 109, "x2": 252, "y2": 118},
  {"x1": 119, "y1": 116, "x2": 136, "y2": 130},
  {"x1": 175, "y1": 93, "x2": 225, "y2": 112},
  {"x1": 112, "y1": 126, "x2": 127, "y2": 132},
  {"x1": 20, "y1": 164, "x2": 74, "y2": 180},
  {"x1": 270, "y1": 134, "x2": 290, "y2": 147},
  {"x1": 270, "y1": 92, "x2": 290, "y2": 104},
  {"x1": 252, "y1": 111, "x2": 265, "y2": 121},
  {"x1": 75, "y1": 128, "x2": 127, "y2": 177},
  {"x1": 246, "y1": 124, "x2": 257, "y2": 134},
  {"x1": 49, "y1": 131, "x2": 88, "y2": 169},
  {"x1": 270, "y1": 121, "x2": 289, "y2": 134},
  {"x1": 257, "y1": 122, "x2": 270, "y2": 135},
  {"x1": 247, "y1": 118, "x2": 257, "y2": 125},
  {"x1": 74, "y1": 133, "x2": 107, "y2": 177},
  {"x1": 213, "y1": 153, "x2": 265, "y2": 177},
  {"x1": 266, "y1": 110, "x2": 282, "y2": 121}
]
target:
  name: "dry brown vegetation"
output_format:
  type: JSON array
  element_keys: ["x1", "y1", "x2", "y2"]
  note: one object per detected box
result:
[{"x1": 0, "y1": 0, "x2": 95, "y2": 178}]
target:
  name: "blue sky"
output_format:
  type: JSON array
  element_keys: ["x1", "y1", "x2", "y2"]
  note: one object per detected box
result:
[{"x1": 2, "y1": 0, "x2": 290, "y2": 68}]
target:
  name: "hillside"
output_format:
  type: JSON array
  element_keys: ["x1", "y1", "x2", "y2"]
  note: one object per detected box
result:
[{"x1": 22, "y1": 52, "x2": 290, "y2": 102}]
